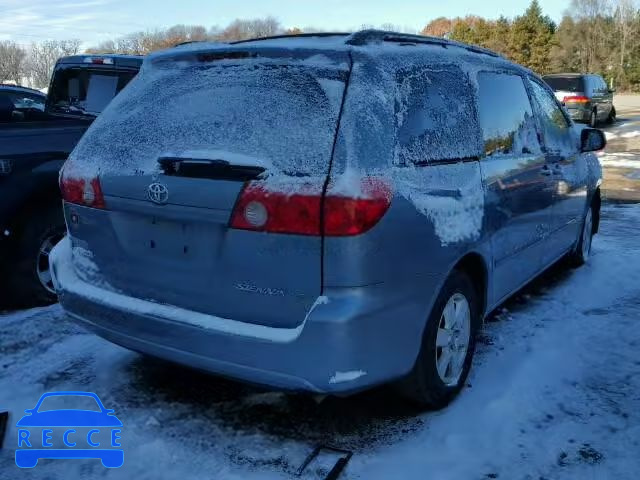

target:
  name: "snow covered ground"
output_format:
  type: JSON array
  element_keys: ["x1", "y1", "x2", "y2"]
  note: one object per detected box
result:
[
  {"x1": 599, "y1": 96, "x2": 640, "y2": 201},
  {"x1": 1, "y1": 202, "x2": 639, "y2": 480}
]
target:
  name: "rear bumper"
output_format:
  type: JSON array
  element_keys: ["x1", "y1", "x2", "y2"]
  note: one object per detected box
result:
[
  {"x1": 566, "y1": 105, "x2": 591, "y2": 123},
  {"x1": 51, "y1": 237, "x2": 436, "y2": 394}
]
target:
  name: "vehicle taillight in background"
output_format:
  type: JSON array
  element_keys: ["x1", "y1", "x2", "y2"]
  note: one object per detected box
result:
[
  {"x1": 562, "y1": 95, "x2": 590, "y2": 104},
  {"x1": 60, "y1": 171, "x2": 106, "y2": 209},
  {"x1": 230, "y1": 177, "x2": 391, "y2": 236}
]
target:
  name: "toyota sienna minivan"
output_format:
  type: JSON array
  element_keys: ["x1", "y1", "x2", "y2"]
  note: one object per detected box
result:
[{"x1": 51, "y1": 31, "x2": 605, "y2": 409}]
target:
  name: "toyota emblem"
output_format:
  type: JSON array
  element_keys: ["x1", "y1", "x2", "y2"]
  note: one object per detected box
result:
[{"x1": 147, "y1": 182, "x2": 169, "y2": 205}]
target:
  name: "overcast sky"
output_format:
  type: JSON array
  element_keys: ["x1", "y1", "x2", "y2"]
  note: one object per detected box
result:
[{"x1": 0, "y1": 0, "x2": 569, "y2": 48}]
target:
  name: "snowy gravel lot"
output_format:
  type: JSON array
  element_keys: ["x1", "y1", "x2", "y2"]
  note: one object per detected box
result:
[{"x1": 1, "y1": 201, "x2": 639, "y2": 480}]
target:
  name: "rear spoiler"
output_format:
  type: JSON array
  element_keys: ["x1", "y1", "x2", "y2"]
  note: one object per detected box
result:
[{"x1": 148, "y1": 46, "x2": 350, "y2": 68}]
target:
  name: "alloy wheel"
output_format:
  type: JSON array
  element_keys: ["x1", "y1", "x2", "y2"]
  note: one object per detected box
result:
[{"x1": 435, "y1": 292, "x2": 471, "y2": 386}]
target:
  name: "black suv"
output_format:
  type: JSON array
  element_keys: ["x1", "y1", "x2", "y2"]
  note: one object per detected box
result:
[
  {"x1": 542, "y1": 73, "x2": 615, "y2": 127},
  {"x1": 0, "y1": 85, "x2": 47, "y2": 122},
  {"x1": 0, "y1": 54, "x2": 142, "y2": 307}
]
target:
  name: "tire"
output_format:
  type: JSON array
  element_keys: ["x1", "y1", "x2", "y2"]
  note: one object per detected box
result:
[
  {"x1": 606, "y1": 106, "x2": 616, "y2": 125},
  {"x1": 397, "y1": 270, "x2": 481, "y2": 409},
  {"x1": 4, "y1": 206, "x2": 66, "y2": 307},
  {"x1": 569, "y1": 204, "x2": 594, "y2": 267},
  {"x1": 589, "y1": 109, "x2": 598, "y2": 128}
]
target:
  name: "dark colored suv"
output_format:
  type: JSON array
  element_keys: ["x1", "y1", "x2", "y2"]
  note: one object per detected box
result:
[
  {"x1": 0, "y1": 85, "x2": 46, "y2": 122},
  {"x1": 0, "y1": 55, "x2": 141, "y2": 307},
  {"x1": 543, "y1": 73, "x2": 615, "y2": 127}
]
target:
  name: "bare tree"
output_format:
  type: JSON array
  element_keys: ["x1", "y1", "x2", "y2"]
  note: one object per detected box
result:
[
  {"x1": 285, "y1": 27, "x2": 304, "y2": 35},
  {"x1": 28, "y1": 40, "x2": 81, "y2": 88},
  {"x1": 614, "y1": 0, "x2": 638, "y2": 68},
  {"x1": 0, "y1": 41, "x2": 26, "y2": 84},
  {"x1": 216, "y1": 17, "x2": 282, "y2": 42},
  {"x1": 569, "y1": 0, "x2": 612, "y2": 71},
  {"x1": 421, "y1": 17, "x2": 455, "y2": 37},
  {"x1": 88, "y1": 25, "x2": 217, "y2": 55}
]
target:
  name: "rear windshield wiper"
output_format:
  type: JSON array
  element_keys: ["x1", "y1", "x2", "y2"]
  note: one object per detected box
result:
[{"x1": 158, "y1": 157, "x2": 265, "y2": 182}]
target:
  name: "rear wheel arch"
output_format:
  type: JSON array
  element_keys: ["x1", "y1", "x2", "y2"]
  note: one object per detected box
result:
[
  {"x1": 397, "y1": 264, "x2": 483, "y2": 408},
  {"x1": 452, "y1": 252, "x2": 489, "y2": 320}
]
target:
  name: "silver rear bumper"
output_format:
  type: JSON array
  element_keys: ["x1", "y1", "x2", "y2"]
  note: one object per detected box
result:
[{"x1": 51, "y1": 237, "x2": 433, "y2": 394}]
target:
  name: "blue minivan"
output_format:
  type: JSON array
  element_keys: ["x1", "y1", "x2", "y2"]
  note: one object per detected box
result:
[{"x1": 51, "y1": 31, "x2": 605, "y2": 409}]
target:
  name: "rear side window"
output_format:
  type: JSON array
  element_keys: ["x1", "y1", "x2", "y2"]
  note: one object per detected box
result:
[
  {"x1": 395, "y1": 65, "x2": 481, "y2": 164},
  {"x1": 476, "y1": 71, "x2": 540, "y2": 157},
  {"x1": 543, "y1": 76, "x2": 584, "y2": 93},
  {"x1": 527, "y1": 78, "x2": 575, "y2": 154},
  {"x1": 9, "y1": 92, "x2": 45, "y2": 111}
]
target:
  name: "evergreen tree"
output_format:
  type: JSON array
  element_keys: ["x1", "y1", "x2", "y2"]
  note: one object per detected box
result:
[{"x1": 510, "y1": 0, "x2": 556, "y2": 73}]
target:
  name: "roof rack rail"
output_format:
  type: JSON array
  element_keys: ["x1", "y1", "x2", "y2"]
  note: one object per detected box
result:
[
  {"x1": 231, "y1": 32, "x2": 350, "y2": 45},
  {"x1": 345, "y1": 29, "x2": 500, "y2": 58}
]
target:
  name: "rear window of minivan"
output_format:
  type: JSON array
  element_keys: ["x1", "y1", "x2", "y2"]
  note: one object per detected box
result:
[
  {"x1": 543, "y1": 76, "x2": 584, "y2": 93},
  {"x1": 71, "y1": 58, "x2": 348, "y2": 176},
  {"x1": 395, "y1": 65, "x2": 481, "y2": 164}
]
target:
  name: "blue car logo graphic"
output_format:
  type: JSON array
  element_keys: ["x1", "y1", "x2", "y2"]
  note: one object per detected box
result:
[{"x1": 15, "y1": 391, "x2": 123, "y2": 468}]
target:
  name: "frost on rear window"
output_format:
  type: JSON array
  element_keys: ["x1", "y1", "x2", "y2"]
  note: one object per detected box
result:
[
  {"x1": 67, "y1": 58, "x2": 347, "y2": 178},
  {"x1": 394, "y1": 66, "x2": 482, "y2": 164}
]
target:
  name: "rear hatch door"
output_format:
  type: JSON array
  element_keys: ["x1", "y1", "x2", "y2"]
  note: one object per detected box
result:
[{"x1": 67, "y1": 48, "x2": 350, "y2": 329}]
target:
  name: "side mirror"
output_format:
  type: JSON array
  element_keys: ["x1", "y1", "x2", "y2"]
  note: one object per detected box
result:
[
  {"x1": 581, "y1": 128, "x2": 606, "y2": 153},
  {"x1": 608, "y1": 88, "x2": 616, "y2": 94}
]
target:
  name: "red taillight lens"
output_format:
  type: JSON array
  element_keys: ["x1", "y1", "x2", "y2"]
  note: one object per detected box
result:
[
  {"x1": 230, "y1": 177, "x2": 391, "y2": 236},
  {"x1": 60, "y1": 175, "x2": 106, "y2": 209},
  {"x1": 563, "y1": 95, "x2": 589, "y2": 104},
  {"x1": 230, "y1": 184, "x2": 322, "y2": 235},
  {"x1": 324, "y1": 177, "x2": 391, "y2": 236}
]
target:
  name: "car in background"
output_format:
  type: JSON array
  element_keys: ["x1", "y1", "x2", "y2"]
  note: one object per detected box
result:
[
  {"x1": 542, "y1": 73, "x2": 615, "y2": 127},
  {"x1": 0, "y1": 85, "x2": 47, "y2": 122},
  {"x1": 52, "y1": 31, "x2": 604, "y2": 409},
  {"x1": 0, "y1": 55, "x2": 142, "y2": 308}
]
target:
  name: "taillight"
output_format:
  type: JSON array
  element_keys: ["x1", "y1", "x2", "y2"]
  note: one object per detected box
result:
[
  {"x1": 324, "y1": 178, "x2": 391, "y2": 236},
  {"x1": 60, "y1": 174, "x2": 106, "y2": 209},
  {"x1": 230, "y1": 185, "x2": 322, "y2": 235},
  {"x1": 230, "y1": 177, "x2": 391, "y2": 236},
  {"x1": 563, "y1": 95, "x2": 589, "y2": 104}
]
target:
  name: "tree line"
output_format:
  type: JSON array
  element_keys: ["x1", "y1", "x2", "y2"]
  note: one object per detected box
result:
[
  {"x1": 0, "y1": 40, "x2": 81, "y2": 89},
  {"x1": 423, "y1": 0, "x2": 640, "y2": 90},
  {"x1": 1, "y1": 0, "x2": 639, "y2": 90}
]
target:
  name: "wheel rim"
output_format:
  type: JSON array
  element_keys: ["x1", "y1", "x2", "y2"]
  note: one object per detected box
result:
[
  {"x1": 36, "y1": 233, "x2": 64, "y2": 294},
  {"x1": 581, "y1": 209, "x2": 593, "y2": 260},
  {"x1": 435, "y1": 293, "x2": 471, "y2": 386}
]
